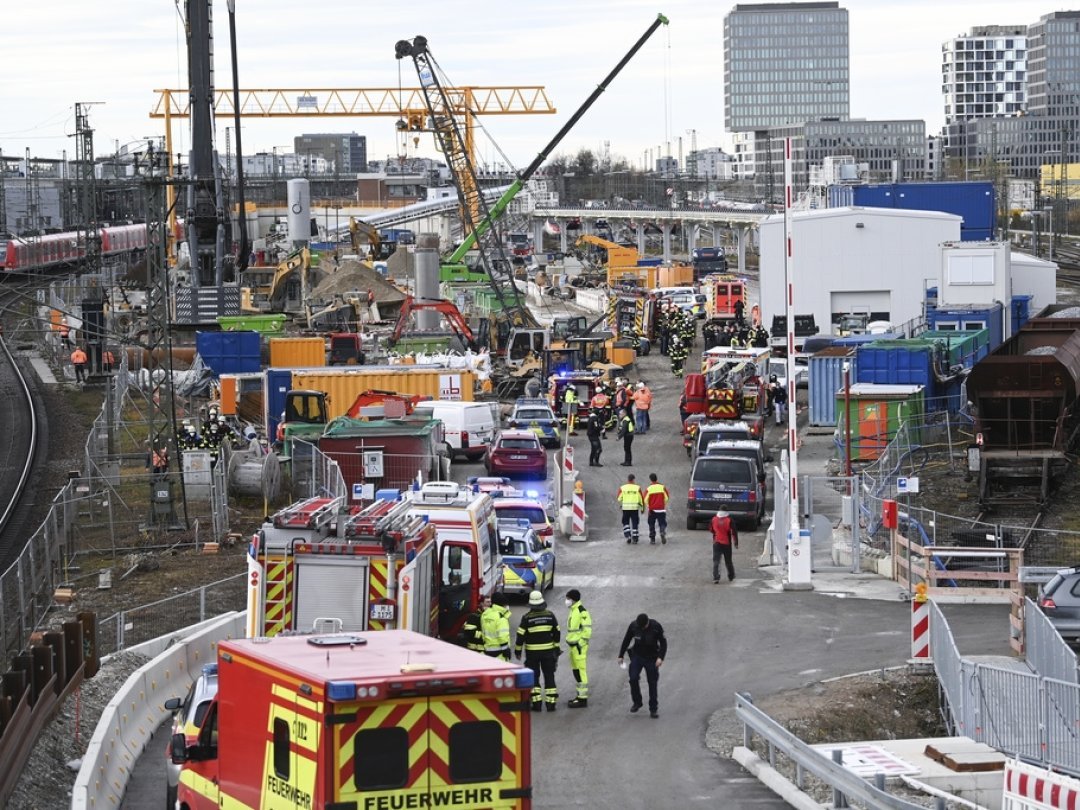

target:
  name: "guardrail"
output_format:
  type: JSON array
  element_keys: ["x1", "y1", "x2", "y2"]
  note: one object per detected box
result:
[
  {"x1": 70, "y1": 612, "x2": 247, "y2": 810},
  {"x1": 733, "y1": 692, "x2": 930, "y2": 809}
]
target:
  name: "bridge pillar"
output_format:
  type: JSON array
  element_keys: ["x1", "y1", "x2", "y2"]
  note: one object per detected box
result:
[
  {"x1": 661, "y1": 223, "x2": 673, "y2": 263},
  {"x1": 558, "y1": 219, "x2": 568, "y2": 254},
  {"x1": 583, "y1": 217, "x2": 593, "y2": 236},
  {"x1": 637, "y1": 222, "x2": 646, "y2": 257},
  {"x1": 533, "y1": 218, "x2": 545, "y2": 257},
  {"x1": 710, "y1": 224, "x2": 723, "y2": 247},
  {"x1": 736, "y1": 225, "x2": 749, "y2": 275},
  {"x1": 683, "y1": 220, "x2": 692, "y2": 255}
]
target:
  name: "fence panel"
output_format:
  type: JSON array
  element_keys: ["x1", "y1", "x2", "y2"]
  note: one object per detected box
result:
[
  {"x1": 1045, "y1": 678, "x2": 1080, "y2": 774},
  {"x1": 972, "y1": 664, "x2": 1043, "y2": 761},
  {"x1": 803, "y1": 475, "x2": 858, "y2": 572},
  {"x1": 1026, "y1": 597, "x2": 1079, "y2": 685}
]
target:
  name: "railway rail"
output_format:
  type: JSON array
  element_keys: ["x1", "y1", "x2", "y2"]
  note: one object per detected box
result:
[{"x1": 0, "y1": 276, "x2": 48, "y2": 570}]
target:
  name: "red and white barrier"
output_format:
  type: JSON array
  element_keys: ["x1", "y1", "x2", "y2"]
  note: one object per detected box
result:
[
  {"x1": 1003, "y1": 759, "x2": 1080, "y2": 809},
  {"x1": 910, "y1": 583, "x2": 931, "y2": 663},
  {"x1": 571, "y1": 487, "x2": 586, "y2": 540},
  {"x1": 563, "y1": 445, "x2": 574, "y2": 477}
]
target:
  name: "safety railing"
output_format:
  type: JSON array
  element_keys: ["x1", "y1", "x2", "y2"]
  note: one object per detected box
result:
[
  {"x1": 734, "y1": 692, "x2": 929, "y2": 809},
  {"x1": 1024, "y1": 596, "x2": 1079, "y2": 685},
  {"x1": 289, "y1": 439, "x2": 347, "y2": 501}
]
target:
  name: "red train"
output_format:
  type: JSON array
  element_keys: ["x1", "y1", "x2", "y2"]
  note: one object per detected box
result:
[{"x1": 2, "y1": 224, "x2": 148, "y2": 271}]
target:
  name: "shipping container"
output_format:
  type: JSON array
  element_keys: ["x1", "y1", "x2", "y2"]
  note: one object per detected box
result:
[
  {"x1": 265, "y1": 366, "x2": 476, "y2": 440},
  {"x1": 916, "y1": 329, "x2": 990, "y2": 368},
  {"x1": 216, "y1": 313, "x2": 286, "y2": 333},
  {"x1": 1011, "y1": 295, "x2": 1033, "y2": 333},
  {"x1": 218, "y1": 372, "x2": 265, "y2": 419},
  {"x1": 830, "y1": 332, "x2": 903, "y2": 348},
  {"x1": 269, "y1": 337, "x2": 326, "y2": 368},
  {"x1": 926, "y1": 302, "x2": 1004, "y2": 350},
  {"x1": 856, "y1": 338, "x2": 975, "y2": 412},
  {"x1": 808, "y1": 347, "x2": 856, "y2": 426},
  {"x1": 196, "y1": 330, "x2": 262, "y2": 376},
  {"x1": 851, "y1": 181, "x2": 995, "y2": 236},
  {"x1": 319, "y1": 417, "x2": 443, "y2": 502},
  {"x1": 836, "y1": 383, "x2": 924, "y2": 462}
]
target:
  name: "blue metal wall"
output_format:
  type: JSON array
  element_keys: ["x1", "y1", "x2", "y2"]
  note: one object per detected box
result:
[
  {"x1": 195, "y1": 331, "x2": 261, "y2": 376},
  {"x1": 926, "y1": 302, "x2": 1004, "y2": 349},
  {"x1": 842, "y1": 181, "x2": 995, "y2": 241}
]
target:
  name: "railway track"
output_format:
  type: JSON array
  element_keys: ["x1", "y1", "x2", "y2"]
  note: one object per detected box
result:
[{"x1": 0, "y1": 276, "x2": 47, "y2": 569}]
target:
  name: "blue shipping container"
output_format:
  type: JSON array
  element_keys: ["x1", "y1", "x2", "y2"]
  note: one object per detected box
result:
[
  {"x1": 925, "y1": 302, "x2": 1004, "y2": 351},
  {"x1": 809, "y1": 348, "x2": 856, "y2": 426},
  {"x1": 265, "y1": 368, "x2": 294, "y2": 441},
  {"x1": 851, "y1": 181, "x2": 995, "y2": 234},
  {"x1": 831, "y1": 332, "x2": 904, "y2": 347},
  {"x1": 855, "y1": 344, "x2": 963, "y2": 412},
  {"x1": 196, "y1": 331, "x2": 261, "y2": 377}
]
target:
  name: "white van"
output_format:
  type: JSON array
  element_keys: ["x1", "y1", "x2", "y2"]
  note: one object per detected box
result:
[{"x1": 412, "y1": 401, "x2": 498, "y2": 461}]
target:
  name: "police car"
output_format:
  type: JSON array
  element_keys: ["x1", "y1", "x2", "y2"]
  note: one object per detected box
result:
[
  {"x1": 164, "y1": 663, "x2": 219, "y2": 808},
  {"x1": 508, "y1": 397, "x2": 562, "y2": 448},
  {"x1": 496, "y1": 519, "x2": 556, "y2": 594}
]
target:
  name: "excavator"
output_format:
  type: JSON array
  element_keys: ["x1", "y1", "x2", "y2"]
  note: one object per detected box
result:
[
  {"x1": 349, "y1": 216, "x2": 396, "y2": 262},
  {"x1": 395, "y1": 14, "x2": 669, "y2": 354}
]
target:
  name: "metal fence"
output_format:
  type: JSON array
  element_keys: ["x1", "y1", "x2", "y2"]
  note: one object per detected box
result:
[
  {"x1": 289, "y1": 440, "x2": 347, "y2": 501},
  {"x1": 931, "y1": 600, "x2": 1080, "y2": 775},
  {"x1": 326, "y1": 449, "x2": 447, "y2": 502},
  {"x1": 1024, "y1": 596, "x2": 1079, "y2": 685},
  {"x1": 97, "y1": 573, "x2": 246, "y2": 656},
  {"x1": 769, "y1": 454, "x2": 859, "y2": 572}
]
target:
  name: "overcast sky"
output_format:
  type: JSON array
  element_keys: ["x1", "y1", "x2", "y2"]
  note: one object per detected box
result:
[{"x1": 0, "y1": 1, "x2": 1045, "y2": 170}]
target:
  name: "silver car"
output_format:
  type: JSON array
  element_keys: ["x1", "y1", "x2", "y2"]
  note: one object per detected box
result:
[{"x1": 163, "y1": 663, "x2": 218, "y2": 808}]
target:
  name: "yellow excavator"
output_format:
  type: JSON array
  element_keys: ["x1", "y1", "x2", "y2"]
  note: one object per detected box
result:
[
  {"x1": 349, "y1": 217, "x2": 396, "y2": 262},
  {"x1": 240, "y1": 247, "x2": 310, "y2": 314}
]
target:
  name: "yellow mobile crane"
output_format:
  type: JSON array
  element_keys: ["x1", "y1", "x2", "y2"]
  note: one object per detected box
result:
[{"x1": 394, "y1": 13, "x2": 669, "y2": 357}]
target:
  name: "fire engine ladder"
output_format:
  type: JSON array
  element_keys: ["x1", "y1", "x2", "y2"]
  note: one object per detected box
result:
[
  {"x1": 343, "y1": 498, "x2": 428, "y2": 543},
  {"x1": 271, "y1": 495, "x2": 344, "y2": 530}
]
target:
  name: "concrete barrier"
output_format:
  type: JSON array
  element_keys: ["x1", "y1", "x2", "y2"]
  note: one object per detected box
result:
[
  {"x1": 574, "y1": 288, "x2": 608, "y2": 314},
  {"x1": 71, "y1": 612, "x2": 246, "y2": 810}
]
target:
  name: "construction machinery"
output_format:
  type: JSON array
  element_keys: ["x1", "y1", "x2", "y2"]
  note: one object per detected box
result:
[
  {"x1": 240, "y1": 247, "x2": 309, "y2": 314},
  {"x1": 349, "y1": 216, "x2": 396, "y2": 262},
  {"x1": 389, "y1": 296, "x2": 479, "y2": 350},
  {"x1": 395, "y1": 14, "x2": 669, "y2": 349}
]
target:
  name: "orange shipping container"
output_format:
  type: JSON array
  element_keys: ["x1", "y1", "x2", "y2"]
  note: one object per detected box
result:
[
  {"x1": 290, "y1": 368, "x2": 475, "y2": 421},
  {"x1": 269, "y1": 337, "x2": 326, "y2": 368}
]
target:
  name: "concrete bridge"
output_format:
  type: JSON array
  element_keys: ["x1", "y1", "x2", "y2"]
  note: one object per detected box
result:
[{"x1": 528, "y1": 206, "x2": 766, "y2": 273}]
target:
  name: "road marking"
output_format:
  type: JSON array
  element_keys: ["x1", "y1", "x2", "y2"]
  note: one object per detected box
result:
[
  {"x1": 798, "y1": 668, "x2": 822, "y2": 676},
  {"x1": 557, "y1": 574, "x2": 663, "y2": 588}
]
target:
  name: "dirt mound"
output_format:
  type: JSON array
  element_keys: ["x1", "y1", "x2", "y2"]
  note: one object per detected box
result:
[{"x1": 311, "y1": 259, "x2": 406, "y2": 303}]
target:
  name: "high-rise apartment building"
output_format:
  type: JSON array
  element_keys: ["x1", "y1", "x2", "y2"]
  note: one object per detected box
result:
[
  {"x1": 1026, "y1": 11, "x2": 1080, "y2": 117},
  {"x1": 941, "y1": 25, "x2": 1026, "y2": 124},
  {"x1": 723, "y1": 2, "x2": 850, "y2": 132},
  {"x1": 293, "y1": 133, "x2": 367, "y2": 174}
]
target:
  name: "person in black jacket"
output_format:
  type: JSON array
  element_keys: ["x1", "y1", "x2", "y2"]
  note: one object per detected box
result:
[{"x1": 617, "y1": 613, "x2": 668, "y2": 718}]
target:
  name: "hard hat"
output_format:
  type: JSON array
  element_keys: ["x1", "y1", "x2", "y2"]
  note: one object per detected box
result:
[
  {"x1": 637, "y1": 382, "x2": 645, "y2": 389},
  {"x1": 716, "y1": 509, "x2": 729, "y2": 518},
  {"x1": 528, "y1": 590, "x2": 545, "y2": 607}
]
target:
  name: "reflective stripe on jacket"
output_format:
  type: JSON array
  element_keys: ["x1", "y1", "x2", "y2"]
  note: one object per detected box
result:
[
  {"x1": 645, "y1": 483, "x2": 669, "y2": 512},
  {"x1": 481, "y1": 604, "x2": 511, "y2": 653},
  {"x1": 514, "y1": 608, "x2": 560, "y2": 655}
]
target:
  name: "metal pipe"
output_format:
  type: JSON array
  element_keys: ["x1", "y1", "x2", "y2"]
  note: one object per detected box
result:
[
  {"x1": 227, "y1": 0, "x2": 249, "y2": 274},
  {"x1": 844, "y1": 361, "x2": 852, "y2": 479}
]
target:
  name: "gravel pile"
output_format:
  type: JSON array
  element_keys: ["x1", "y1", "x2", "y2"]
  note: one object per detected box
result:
[
  {"x1": 311, "y1": 259, "x2": 406, "y2": 303},
  {"x1": 8, "y1": 651, "x2": 149, "y2": 810}
]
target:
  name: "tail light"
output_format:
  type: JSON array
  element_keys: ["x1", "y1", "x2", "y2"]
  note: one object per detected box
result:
[
  {"x1": 688, "y1": 488, "x2": 695, "y2": 499},
  {"x1": 748, "y1": 490, "x2": 757, "y2": 502},
  {"x1": 1041, "y1": 597, "x2": 1057, "y2": 609},
  {"x1": 518, "y1": 559, "x2": 537, "y2": 569},
  {"x1": 538, "y1": 524, "x2": 553, "y2": 537},
  {"x1": 462, "y1": 432, "x2": 470, "y2": 448}
]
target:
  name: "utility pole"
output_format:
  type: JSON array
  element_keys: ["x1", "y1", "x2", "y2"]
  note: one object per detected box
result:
[
  {"x1": 73, "y1": 102, "x2": 105, "y2": 372},
  {"x1": 0, "y1": 150, "x2": 6, "y2": 235}
]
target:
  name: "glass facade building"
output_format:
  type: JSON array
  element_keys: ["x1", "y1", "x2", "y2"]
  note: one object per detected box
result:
[
  {"x1": 1026, "y1": 11, "x2": 1080, "y2": 117},
  {"x1": 293, "y1": 133, "x2": 368, "y2": 174},
  {"x1": 723, "y1": 2, "x2": 850, "y2": 132},
  {"x1": 941, "y1": 25, "x2": 1026, "y2": 124}
]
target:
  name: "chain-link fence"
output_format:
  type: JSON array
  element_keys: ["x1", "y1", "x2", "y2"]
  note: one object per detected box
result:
[{"x1": 97, "y1": 573, "x2": 246, "y2": 656}]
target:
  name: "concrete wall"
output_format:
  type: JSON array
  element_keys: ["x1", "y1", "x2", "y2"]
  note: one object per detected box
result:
[{"x1": 759, "y1": 206, "x2": 962, "y2": 334}]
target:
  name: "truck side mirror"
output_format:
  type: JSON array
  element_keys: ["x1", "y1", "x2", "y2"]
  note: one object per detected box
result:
[{"x1": 170, "y1": 732, "x2": 190, "y2": 764}]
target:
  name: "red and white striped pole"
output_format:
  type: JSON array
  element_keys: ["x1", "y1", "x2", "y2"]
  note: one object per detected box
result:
[
  {"x1": 783, "y1": 137, "x2": 811, "y2": 588},
  {"x1": 910, "y1": 582, "x2": 931, "y2": 663},
  {"x1": 563, "y1": 445, "x2": 575, "y2": 477}
]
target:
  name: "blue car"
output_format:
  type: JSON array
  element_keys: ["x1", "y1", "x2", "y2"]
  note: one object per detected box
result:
[{"x1": 497, "y1": 519, "x2": 555, "y2": 594}]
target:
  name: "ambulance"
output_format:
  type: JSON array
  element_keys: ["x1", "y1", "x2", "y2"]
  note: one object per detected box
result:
[
  {"x1": 403, "y1": 482, "x2": 502, "y2": 641},
  {"x1": 247, "y1": 496, "x2": 440, "y2": 638},
  {"x1": 173, "y1": 630, "x2": 535, "y2": 809}
]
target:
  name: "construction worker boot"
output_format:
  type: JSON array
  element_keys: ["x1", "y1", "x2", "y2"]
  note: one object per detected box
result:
[
  {"x1": 661, "y1": 532, "x2": 667, "y2": 545},
  {"x1": 531, "y1": 702, "x2": 543, "y2": 712},
  {"x1": 546, "y1": 702, "x2": 557, "y2": 712},
  {"x1": 568, "y1": 698, "x2": 588, "y2": 709}
]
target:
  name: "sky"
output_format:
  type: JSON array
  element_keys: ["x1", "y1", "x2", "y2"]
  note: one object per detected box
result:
[{"x1": 0, "y1": 0, "x2": 1047, "y2": 172}]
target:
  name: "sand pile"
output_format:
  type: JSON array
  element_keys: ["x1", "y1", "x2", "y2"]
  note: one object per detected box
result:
[{"x1": 311, "y1": 258, "x2": 407, "y2": 303}]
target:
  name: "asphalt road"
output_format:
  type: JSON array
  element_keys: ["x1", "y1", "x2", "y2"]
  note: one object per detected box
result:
[{"x1": 120, "y1": 342, "x2": 1012, "y2": 810}]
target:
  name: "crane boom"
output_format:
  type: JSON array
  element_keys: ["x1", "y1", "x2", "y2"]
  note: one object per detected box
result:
[{"x1": 446, "y1": 13, "x2": 670, "y2": 264}]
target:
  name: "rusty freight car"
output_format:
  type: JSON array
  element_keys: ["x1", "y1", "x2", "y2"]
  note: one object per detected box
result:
[{"x1": 966, "y1": 325, "x2": 1080, "y2": 506}]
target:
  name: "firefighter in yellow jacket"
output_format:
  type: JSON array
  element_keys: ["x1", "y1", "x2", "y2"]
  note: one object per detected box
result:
[
  {"x1": 481, "y1": 592, "x2": 512, "y2": 661},
  {"x1": 565, "y1": 588, "x2": 592, "y2": 708}
]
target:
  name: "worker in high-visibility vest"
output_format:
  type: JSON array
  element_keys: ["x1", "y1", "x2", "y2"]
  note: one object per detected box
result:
[
  {"x1": 645, "y1": 473, "x2": 670, "y2": 545},
  {"x1": 565, "y1": 588, "x2": 593, "y2": 708},
  {"x1": 617, "y1": 473, "x2": 645, "y2": 544},
  {"x1": 70, "y1": 346, "x2": 88, "y2": 383},
  {"x1": 481, "y1": 592, "x2": 512, "y2": 661},
  {"x1": 563, "y1": 385, "x2": 579, "y2": 436},
  {"x1": 514, "y1": 590, "x2": 561, "y2": 711}
]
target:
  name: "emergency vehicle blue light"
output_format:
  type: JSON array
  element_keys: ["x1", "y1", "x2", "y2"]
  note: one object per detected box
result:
[
  {"x1": 327, "y1": 681, "x2": 357, "y2": 701},
  {"x1": 514, "y1": 669, "x2": 535, "y2": 688},
  {"x1": 201, "y1": 663, "x2": 218, "y2": 677},
  {"x1": 525, "y1": 490, "x2": 539, "y2": 499}
]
